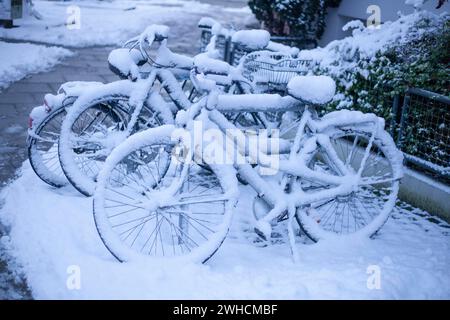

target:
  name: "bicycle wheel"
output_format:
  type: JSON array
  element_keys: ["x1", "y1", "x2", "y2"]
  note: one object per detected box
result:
[
  {"x1": 294, "y1": 127, "x2": 403, "y2": 241},
  {"x1": 59, "y1": 94, "x2": 170, "y2": 196},
  {"x1": 28, "y1": 107, "x2": 68, "y2": 187},
  {"x1": 94, "y1": 126, "x2": 238, "y2": 263}
]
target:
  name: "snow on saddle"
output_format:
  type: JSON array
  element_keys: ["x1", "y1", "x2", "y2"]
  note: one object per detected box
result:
[
  {"x1": 108, "y1": 48, "x2": 147, "y2": 80},
  {"x1": 287, "y1": 75, "x2": 336, "y2": 105},
  {"x1": 231, "y1": 29, "x2": 271, "y2": 51}
]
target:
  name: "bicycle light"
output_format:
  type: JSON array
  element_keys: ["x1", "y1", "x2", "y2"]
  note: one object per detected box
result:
[
  {"x1": 43, "y1": 94, "x2": 54, "y2": 112},
  {"x1": 28, "y1": 116, "x2": 33, "y2": 129}
]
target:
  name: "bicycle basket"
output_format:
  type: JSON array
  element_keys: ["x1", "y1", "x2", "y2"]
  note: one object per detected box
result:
[{"x1": 242, "y1": 51, "x2": 313, "y2": 87}]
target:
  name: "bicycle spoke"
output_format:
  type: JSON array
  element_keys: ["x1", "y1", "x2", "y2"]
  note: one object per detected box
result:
[
  {"x1": 99, "y1": 140, "x2": 230, "y2": 259},
  {"x1": 298, "y1": 131, "x2": 396, "y2": 236}
]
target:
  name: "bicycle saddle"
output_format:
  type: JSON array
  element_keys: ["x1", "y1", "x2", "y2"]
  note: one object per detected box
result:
[
  {"x1": 287, "y1": 75, "x2": 336, "y2": 105},
  {"x1": 108, "y1": 48, "x2": 146, "y2": 80},
  {"x1": 198, "y1": 17, "x2": 218, "y2": 29},
  {"x1": 231, "y1": 29, "x2": 270, "y2": 51}
]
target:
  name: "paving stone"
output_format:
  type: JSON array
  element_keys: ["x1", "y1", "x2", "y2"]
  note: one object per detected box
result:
[
  {"x1": 63, "y1": 73, "x2": 106, "y2": 82},
  {"x1": 47, "y1": 83, "x2": 62, "y2": 93},
  {"x1": 0, "y1": 93, "x2": 36, "y2": 104},
  {"x1": 31, "y1": 93, "x2": 47, "y2": 105},
  {"x1": 0, "y1": 104, "x2": 19, "y2": 118},
  {"x1": 22, "y1": 73, "x2": 66, "y2": 83},
  {"x1": 3, "y1": 83, "x2": 52, "y2": 93},
  {"x1": 100, "y1": 74, "x2": 120, "y2": 83}
]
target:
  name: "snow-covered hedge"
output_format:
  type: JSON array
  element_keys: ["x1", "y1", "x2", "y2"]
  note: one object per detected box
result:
[
  {"x1": 299, "y1": 10, "x2": 449, "y2": 116},
  {"x1": 298, "y1": 10, "x2": 449, "y2": 168}
]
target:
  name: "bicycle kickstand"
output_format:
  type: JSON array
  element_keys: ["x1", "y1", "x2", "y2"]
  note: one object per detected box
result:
[{"x1": 288, "y1": 205, "x2": 299, "y2": 263}]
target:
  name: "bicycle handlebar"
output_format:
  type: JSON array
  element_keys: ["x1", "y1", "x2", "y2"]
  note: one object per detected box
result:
[
  {"x1": 112, "y1": 24, "x2": 195, "y2": 80},
  {"x1": 138, "y1": 24, "x2": 169, "y2": 52}
]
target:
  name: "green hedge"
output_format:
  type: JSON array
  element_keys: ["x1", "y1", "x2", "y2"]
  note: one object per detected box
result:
[
  {"x1": 316, "y1": 15, "x2": 449, "y2": 170},
  {"x1": 318, "y1": 15, "x2": 449, "y2": 115},
  {"x1": 248, "y1": 0, "x2": 342, "y2": 45}
]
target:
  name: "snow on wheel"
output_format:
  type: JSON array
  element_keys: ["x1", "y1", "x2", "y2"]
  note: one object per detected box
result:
[
  {"x1": 58, "y1": 93, "x2": 169, "y2": 196},
  {"x1": 28, "y1": 107, "x2": 68, "y2": 188},
  {"x1": 94, "y1": 126, "x2": 238, "y2": 264},
  {"x1": 59, "y1": 97, "x2": 129, "y2": 196},
  {"x1": 295, "y1": 128, "x2": 403, "y2": 241}
]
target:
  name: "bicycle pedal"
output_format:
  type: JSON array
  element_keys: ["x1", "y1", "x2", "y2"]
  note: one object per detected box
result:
[
  {"x1": 254, "y1": 227, "x2": 268, "y2": 241},
  {"x1": 252, "y1": 236, "x2": 268, "y2": 247},
  {"x1": 271, "y1": 231, "x2": 283, "y2": 239},
  {"x1": 277, "y1": 213, "x2": 288, "y2": 222},
  {"x1": 236, "y1": 173, "x2": 249, "y2": 185},
  {"x1": 254, "y1": 220, "x2": 272, "y2": 241}
]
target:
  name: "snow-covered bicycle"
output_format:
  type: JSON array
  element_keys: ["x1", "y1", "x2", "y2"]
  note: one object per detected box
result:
[
  {"x1": 27, "y1": 20, "x2": 213, "y2": 189},
  {"x1": 93, "y1": 67, "x2": 404, "y2": 264},
  {"x1": 57, "y1": 26, "x2": 304, "y2": 197},
  {"x1": 27, "y1": 81, "x2": 105, "y2": 187},
  {"x1": 27, "y1": 25, "x2": 192, "y2": 191}
]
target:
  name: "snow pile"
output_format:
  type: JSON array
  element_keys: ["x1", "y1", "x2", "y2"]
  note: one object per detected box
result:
[
  {"x1": 265, "y1": 41, "x2": 299, "y2": 57},
  {"x1": 298, "y1": 10, "x2": 448, "y2": 91},
  {"x1": 198, "y1": 17, "x2": 218, "y2": 29},
  {"x1": 0, "y1": 41, "x2": 72, "y2": 90},
  {"x1": 231, "y1": 29, "x2": 271, "y2": 50},
  {"x1": 287, "y1": 76, "x2": 335, "y2": 104},
  {"x1": 107, "y1": 48, "x2": 142, "y2": 80},
  {"x1": 0, "y1": 162, "x2": 449, "y2": 299}
]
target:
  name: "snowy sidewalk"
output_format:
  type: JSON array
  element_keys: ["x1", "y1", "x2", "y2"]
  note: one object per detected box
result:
[
  {"x1": 0, "y1": 46, "x2": 118, "y2": 300},
  {"x1": 0, "y1": 46, "x2": 116, "y2": 185},
  {"x1": 1, "y1": 163, "x2": 449, "y2": 299},
  {"x1": 0, "y1": 0, "x2": 251, "y2": 300}
]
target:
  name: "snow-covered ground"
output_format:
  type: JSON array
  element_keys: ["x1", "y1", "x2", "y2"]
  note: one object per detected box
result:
[
  {"x1": 0, "y1": 0, "x2": 251, "y2": 48},
  {"x1": 0, "y1": 41, "x2": 72, "y2": 90},
  {"x1": 0, "y1": 161, "x2": 449, "y2": 299},
  {"x1": 0, "y1": 0, "x2": 250, "y2": 90},
  {"x1": 0, "y1": 0, "x2": 448, "y2": 301}
]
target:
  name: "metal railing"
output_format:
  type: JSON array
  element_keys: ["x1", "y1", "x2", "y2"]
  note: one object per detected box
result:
[
  {"x1": 199, "y1": 25, "x2": 310, "y2": 66},
  {"x1": 345, "y1": 82, "x2": 449, "y2": 182},
  {"x1": 342, "y1": 82, "x2": 449, "y2": 182},
  {"x1": 397, "y1": 88, "x2": 450, "y2": 181}
]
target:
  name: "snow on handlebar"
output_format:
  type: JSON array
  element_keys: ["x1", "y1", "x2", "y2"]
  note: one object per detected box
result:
[
  {"x1": 138, "y1": 24, "x2": 170, "y2": 52},
  {"x1": 108, "y1": 48, "x2": 146, "y2": 80},
  {"x1": 109, "y1": 24, "x2": 196, "y2": 80}
]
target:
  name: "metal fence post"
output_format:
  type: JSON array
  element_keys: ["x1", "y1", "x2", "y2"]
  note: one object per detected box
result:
[
  {"x1": 224, "y1": 36, "x2": 231, "y2": 63},
  {"x1": 397, "y1": 92, "x2": 410, "y2": 150},
  {"x1": 390, "y1": 94, "x2": 400, "y2": 139}
]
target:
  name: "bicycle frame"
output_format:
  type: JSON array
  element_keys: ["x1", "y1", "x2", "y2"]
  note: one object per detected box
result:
[
  {"x1": 176, "y1": 90, "x2": 383, "y2": 229},
  {"x1": 125, "y1": 32, "x2": 302, "y2": 132},
  {"x1": 124, "y1": 66, "x2": 270, "y2": 137},
  {"x1": 116, "y1": 68, "x2": 191, "y2": 134}
]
